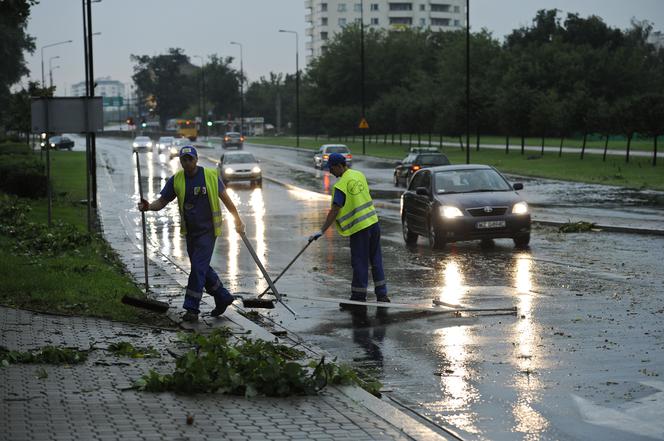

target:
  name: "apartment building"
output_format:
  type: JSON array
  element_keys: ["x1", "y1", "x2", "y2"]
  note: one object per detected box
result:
[
  {"x1": 305, "y1": 0, "x2": 466, "y2": 62},
  {"x1": 71, "y1": 76, "x2": 125, "y2": 99}
]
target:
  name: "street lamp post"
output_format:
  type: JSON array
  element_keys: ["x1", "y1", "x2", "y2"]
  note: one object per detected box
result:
[
  {"x1": 49, "y1": 56, "x2": 60, "y2": 89},
  {"x1": 40, "y1": 40, "x2": 72, "y2": 88},
  {"x1": 279, "y1": 30, "x2": 299, "y2": 148},
  {"x1": 194, "y1": 55, "x2": 207, "y2": 138},
  {"x1": 465, "y1": 0, "x2": 470, "y2": 164},
  {"x1": 360, "y1": 0, "x2": 366, "y2": 155},
  {"x1": 230, "y1": 41, "x2": 244, "y2": 135}
]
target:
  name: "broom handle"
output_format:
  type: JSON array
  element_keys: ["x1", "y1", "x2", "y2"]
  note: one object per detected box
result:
[
  {"x1": 135, "y1": 152, "x2": 149, "y2": 293},
  {"x1": 258, "y1": 239, "x2": 313, "y2": 298},
  {"x1": 239, "y1": 232, "x2": 296, "y2": 316}
]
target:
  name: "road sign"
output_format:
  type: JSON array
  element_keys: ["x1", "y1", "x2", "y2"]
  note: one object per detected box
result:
[
  {"x1": 31, "y1": 97, "x2": 103, "y2": 133},
  {"x1": 358, "y1": 117, "x2": 369, "y2": 129},
  {"x1": 103, "y1": 96, "x2": 124, "y2": 107}
]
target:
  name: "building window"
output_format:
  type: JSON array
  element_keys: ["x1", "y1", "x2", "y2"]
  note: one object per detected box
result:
[
  {"x1": 370, "y1": 3, "x2": 379, "y2": 11},
  {"x1": 419, "y1": 4, "x2": 426, "y2": 11},
  {"x1": 354, "y1": 3, "x2": 362, "y2": 12},
  {"x1": 431, "y1": 17, "x2": 450, "y2": 26},
  {"x1": 320, "y1": 2, "x2": 327, "y2": 12},
  {"x1": 370, "y1": 17, "x2": 379, "y2": 25},
  {"x1": 454, "y1": 19, "x2": 460, "y2": 26},
  {"x1": 320, "y1": 17, "x2": 328, "y2": 26},
  {"x1": 419, "y1": 17, "x2": 426, "y2": 26},
  {"x1": 454, "y1": 5, "x2": 460, "y2": 12},
  {"x1": 339, "y1": 17, "x2": 347, "y2": 26},
  {"x1": 430, "y1": 3, "x2": 450, "y2": 12},
  {"x1": 389, "y1": 16, "x2": 412, "y2": 24},
  {"x1": 321, "y1": 31, "x2": 328, "y2": 40},
  {"x1": 338, "y1": 3, "x2": 346, "y2": 12},
  {"x1": 389, "y1": 2, "x2": 412, "y2": 11}
]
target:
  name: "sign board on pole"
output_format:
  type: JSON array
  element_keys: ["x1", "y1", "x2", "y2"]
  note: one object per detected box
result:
[
  {"x1": 103, "y1": 96, "x2": 124, "y2": 107},
  {"x1": 31, "y1": 97, "x2": 104, "y2": 133},
  {"x1": 358, "y1": 117, "x2": 369, "y2": 129}
]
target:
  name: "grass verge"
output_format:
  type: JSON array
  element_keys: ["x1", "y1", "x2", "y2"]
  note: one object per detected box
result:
[
  {"x1": 0, "y1": 149, "x2": 175, "y2": 328},
  {"x1": 250, "y1": 136, "x2": 664, "y2": 190}
]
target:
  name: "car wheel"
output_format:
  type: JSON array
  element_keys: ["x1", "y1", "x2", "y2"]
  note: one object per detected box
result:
[
  {"x1": 313, "y1": 160, "x2": 319, "y2": 169},
  {"x1": 393, "y1": 173, "x2": 399, "y2": 187},
  {"x1": 480, "y1": 238, "x2": 495, "y2": 249},
  {"x1": 402, "y1": 217, "x2": 418, "y2": 245},
  {"x1": 513, "y1": 233, "x2": 531, "y2": 248},
  {"x1": 428, "y1": 218, "x2": 445, "y2": 250}
]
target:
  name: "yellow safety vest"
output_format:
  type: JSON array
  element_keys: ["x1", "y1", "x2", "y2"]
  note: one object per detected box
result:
[
  {"x1": 333, "y1": 168, "x2": 378, "y2": 236},
  {"x1": 173, "y1": 168, "x2": 223, "y2": 237}
]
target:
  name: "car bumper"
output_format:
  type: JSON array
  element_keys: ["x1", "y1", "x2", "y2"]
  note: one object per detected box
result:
[
  {"x1": 434, "y1": 214, "x2": 531, "y2": 242},
  {"x1": 223, "y1": 142, "x2": 243, "y2": 148},
  {"x1": 222, "y1": 172, "x2": 261, "y2": 182}
]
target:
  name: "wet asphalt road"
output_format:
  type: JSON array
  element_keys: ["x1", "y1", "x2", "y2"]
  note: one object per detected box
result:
[{"x1": 93, "y1": 136, "x2": 664, "y2": 441}]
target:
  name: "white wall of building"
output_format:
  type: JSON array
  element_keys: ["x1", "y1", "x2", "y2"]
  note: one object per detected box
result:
[{"x1": 305, "y1": 0, "x2": 466, "y2": 63}]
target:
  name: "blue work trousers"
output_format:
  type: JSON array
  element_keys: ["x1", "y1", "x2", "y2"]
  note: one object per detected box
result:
[
  {"x1": 182, "y1": 232, "x2": 233, "y2": 313},
  {"x1": 349, "y1": 223, "x2": 387, "y2": 300}
]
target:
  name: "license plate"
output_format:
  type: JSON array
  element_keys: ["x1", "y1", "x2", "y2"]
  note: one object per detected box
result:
[{"x1": 476, "y1": 220, "x2": 506, "y2": 229}]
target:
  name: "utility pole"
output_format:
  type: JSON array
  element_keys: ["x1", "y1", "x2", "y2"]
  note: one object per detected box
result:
[
  {"x1": 279, "y1": 30, "x2": 299, "y2": 148},
  {"x1": 231, "y1": 42, "x2": 244, "y2": 135},
  {"x1": 465, "y1": 0, "x2": 470, "y2": 165},
  {"x1": 360, "y1": 0, "x2": 366, "y2": 155}
]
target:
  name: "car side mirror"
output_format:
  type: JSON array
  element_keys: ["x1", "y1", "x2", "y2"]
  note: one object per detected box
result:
[
  {"x1": 513, "y1": 183, "x2": 524, "y2": 190},
  {"x1": 415, "y1": 187, "x2": 429, "y2": 196}
]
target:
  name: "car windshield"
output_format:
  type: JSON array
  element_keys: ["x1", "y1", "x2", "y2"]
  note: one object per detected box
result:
[
  {"x1": 326, "y1": 146, "x2": 349, "y2": 153},
  {"x1": 226, "y1": 133, "x2": 240, "y2": 137},
  {"x1": 223, "y1": 154, "x2": 256, "y2": 164},
  {"x1": 50, "y1": 136, "x2": 62, "y2": 142},
  {"x1": 159, "y1": 137, "x2": 173, "y2": 142},
  {"x1": 417, "y1": 154, "x2": 449, "y2": 166},
  {"x1": 435, "y1": 169, "x2": 511, "y2": 193},
  {"x1": 135, "y1": 137, "x2": 150, "y2": 142}
]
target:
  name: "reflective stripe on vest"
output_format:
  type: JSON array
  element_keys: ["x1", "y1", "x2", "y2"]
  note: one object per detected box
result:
[
  {"x1": 333, "y1": 169, "x2": 378, "y2": 236},
  {"x1": 173, "y1": 168, "x2": 223, "y2": 237}
]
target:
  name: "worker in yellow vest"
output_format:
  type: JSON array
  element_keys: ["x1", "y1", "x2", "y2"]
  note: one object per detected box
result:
[
  {"x1": 138, "y1": 146, "x2": 245, "y2": 322},
  {"x1": 309, "y1": 153, "x2": 390, "y2": 302}
]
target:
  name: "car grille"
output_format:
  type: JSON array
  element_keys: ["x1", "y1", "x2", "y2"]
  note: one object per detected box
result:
[{"x1": 466, "y1": 206, "x2": 508, "y2": 217}]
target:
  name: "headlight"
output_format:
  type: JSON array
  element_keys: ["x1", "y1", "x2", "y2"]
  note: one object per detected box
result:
[
  {"x1": 252, "y1": 166, "x2": 261, "y2": 174},
  {"x1": 50, "y1": 143, "x2": 55, "y2": 147},
  {"x1": 440, "y1": 206, "x2": 463, "y2": 218},
  {"x1": 512, "y1": 202, "x2": 529, "y2": 214},
  {"x1": 133, "y1": 142, "x2": 138, "y2": 147},
  {"x1": 147, "y1": 142, "x2": 152, "y2": 147},
  {"x1": 224, "y1": 167, "x2": 235, "y2": 174}
]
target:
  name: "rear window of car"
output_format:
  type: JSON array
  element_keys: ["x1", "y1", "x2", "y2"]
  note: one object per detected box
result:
[
  {"x1": 417, "y1": 154, "x2": 450, "y2": 165},
  {"x1": 327, "y1": 146, "x2": 350, "y2": 153},
  {"x1": 135, "y1": 137, "x2": 150, "y2": 141},
  {"x1": 224, "y1": 154, "x2": 256, "y2": 164}
]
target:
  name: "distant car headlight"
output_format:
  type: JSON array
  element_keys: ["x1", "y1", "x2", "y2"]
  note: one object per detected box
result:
[
  {"x1": 133, "y1": 142, "x2": 138, "y2": 147},
  {"x1": 512, "y1": 202, "x2": 529, "y2": 214},
  {"x1": 147, "y1": 142, "x2": 152, "y2": 147},
  {"x1": 50, "y1": 143, "x2": 56, "y2": 147},
  {"x1": 440, "y1": 206, "x2": 463, "y2": 218},
  {"x1": 252, "y1": 166, "x2": 261, "y2": 174},
  {"x1": 40, "y1": 142, "x2": 46, "y2": 147},
  {"x1": 224, "y1": 167, "x2": 235, "y2": 174}
]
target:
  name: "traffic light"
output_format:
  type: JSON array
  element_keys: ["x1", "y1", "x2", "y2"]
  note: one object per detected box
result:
[{"x1": 140, "y1": 118, "x2": 147, "y2": 128}]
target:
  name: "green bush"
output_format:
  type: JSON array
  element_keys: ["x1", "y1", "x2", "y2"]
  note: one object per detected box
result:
[
  {"x1": 0, "y1": 155, "x2": 47, "y2": 198},
  {"x1": 0, "y1": 142, "x2": 31, "y2": 155}
]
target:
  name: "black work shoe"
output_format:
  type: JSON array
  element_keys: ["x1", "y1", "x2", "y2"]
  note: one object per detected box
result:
[
  {"x1": 376, "y1": 296, "x2": 391, "y2": 303},
  {"x1": 182, "y1": 311, "x2": 199, "y2": 322},
  {"x1": 210, "y1": 297, "x2": 234, "y2": 317}
]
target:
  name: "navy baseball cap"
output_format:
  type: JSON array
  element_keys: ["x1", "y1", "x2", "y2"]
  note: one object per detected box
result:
[
  {"x1": 179, "y1": 145, "x2": 198, "y2": 158},
  {"x1": 328, "y1": 152, "x2": 346, "y2": 167}
]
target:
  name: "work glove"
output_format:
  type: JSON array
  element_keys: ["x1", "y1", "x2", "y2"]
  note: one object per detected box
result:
[
  {"x1": 308, "y1": 231, "x2": 323, "y2": 242},
  {"x1": 137, "y1": 199, "x2": 149, "y2": 211}
]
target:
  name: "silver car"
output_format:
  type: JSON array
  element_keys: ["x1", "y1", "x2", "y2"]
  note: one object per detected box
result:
[
  {"x1": 132, "y1": 136, "x2": 152, "y2": 153},
  {"x1": 156, "y1": 136, "x2": 175, "y2": 153},
  {"x1": 218, "y1": 151, "x2": 262, "y2": 187},
  {"x1": 313, "y1": 144, "x2": 352, "y2": 169}
]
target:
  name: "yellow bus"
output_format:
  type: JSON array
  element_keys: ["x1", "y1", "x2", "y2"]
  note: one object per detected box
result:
[{"x1": 166, "y1": 119, "x2": 198, "y2": 141}]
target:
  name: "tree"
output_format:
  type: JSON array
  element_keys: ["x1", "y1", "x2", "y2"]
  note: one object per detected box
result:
[
  {"x1": 0, "y1": 0, "x2": 37, "y2": 136},
  {"x1": 131, "y1": 48, "x2": 195, "y2": 127},
  {"x1": 636, "y1": 93, "x2": 664, "y2": 166},
  {"x1": 204, "y1": 55, "x2": 241, "y2": 119}
]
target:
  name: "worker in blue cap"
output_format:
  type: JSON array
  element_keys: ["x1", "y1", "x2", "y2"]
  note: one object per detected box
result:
[
  {"x1": 309, "y1": 152, "x2": 390, "y2": 303},
  {"x1": 138, "y1": 145, "x2": 245, "y2": 322}
]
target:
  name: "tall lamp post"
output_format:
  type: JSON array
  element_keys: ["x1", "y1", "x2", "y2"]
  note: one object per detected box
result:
[
  {"x1": 360, "y1": 0, "x2": 366, "y2": 155},
  {"x1": 465, "y1": 0, "x2": 470, "y2": 164},
  {"x1": 48, "y1": 56, "x2": 60, "y2": 89},
  {"x1": 41, "y1": 39, "x2": 72, "y2": 88},
  {"x1": 279, "y1": 29, "x2": 299, "y2": 148},
  {"x1": 194, "y1": 55, "x2": 207, "y2": 138},
  {"x1": 230, "y1": 41, "x2": 244, "y2": 135}
]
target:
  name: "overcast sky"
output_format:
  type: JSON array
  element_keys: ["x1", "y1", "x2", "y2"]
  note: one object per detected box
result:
[{"x1": 22, "y1": 0, "x2": 664, "y2": 95}]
